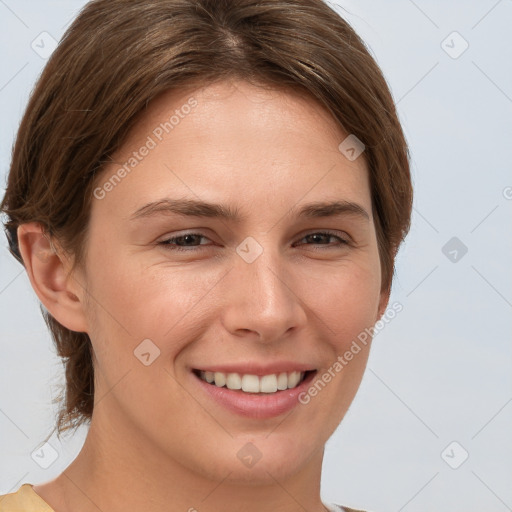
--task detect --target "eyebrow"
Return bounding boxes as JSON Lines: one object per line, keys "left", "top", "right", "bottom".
{"left": 130, "top": 198, "right": 370, "bottom": 222}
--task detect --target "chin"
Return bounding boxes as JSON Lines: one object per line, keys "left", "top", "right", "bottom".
{"left": 222, "top": 431, "right": 323, "bottom": 484}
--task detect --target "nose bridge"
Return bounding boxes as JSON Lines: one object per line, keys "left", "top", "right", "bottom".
{"left": 221, "top": 241, "right": 305, "bottom": 341}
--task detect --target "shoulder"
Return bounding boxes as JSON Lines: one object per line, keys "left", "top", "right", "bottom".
{"left": 325, "top": 504, "right": 369, "bottom": 512}
{"left": 0, "top": 484, "right": 55, "bottom": 511}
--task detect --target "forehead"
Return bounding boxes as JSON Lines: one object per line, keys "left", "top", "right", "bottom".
{"left": 93, "top": 79, "right": 372, "bottom": 222}
{"left": 129, "top": 79, "right": 350, "bottom": 151}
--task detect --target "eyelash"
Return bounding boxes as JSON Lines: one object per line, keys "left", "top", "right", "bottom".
{"left": 158, "top": 231, "right": 350, "bottom": 252}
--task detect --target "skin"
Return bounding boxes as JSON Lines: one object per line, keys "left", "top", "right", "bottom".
{"left": 19, "top": 79, "right": 389, "bottom": 512}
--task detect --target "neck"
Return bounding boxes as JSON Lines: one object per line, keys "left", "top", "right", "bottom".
{"left": 43, "top": 413, "right": 329, "bottom": 512}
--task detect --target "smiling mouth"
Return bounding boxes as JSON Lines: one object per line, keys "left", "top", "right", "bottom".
{"left": 193, "top": 369, "right": 315, "bottom": 394}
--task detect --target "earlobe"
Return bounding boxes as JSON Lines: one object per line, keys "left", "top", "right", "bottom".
{"left": 17, "top": 222, "right": 89, "bottom": 333}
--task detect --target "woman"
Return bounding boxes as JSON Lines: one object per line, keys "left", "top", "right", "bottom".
{"left": 0, "top": 0, "right": 412, "bottom": 511}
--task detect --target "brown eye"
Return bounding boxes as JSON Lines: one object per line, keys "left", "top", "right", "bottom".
{"left": 296, "top": 231, "right": 349, "bottom": 248}
{"left": 159, "top": 232, "right": 212, "bottom": 251}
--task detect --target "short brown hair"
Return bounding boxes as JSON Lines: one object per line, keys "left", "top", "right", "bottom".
{"left": 1, "top": 0, "right": 412, "bottom": 434}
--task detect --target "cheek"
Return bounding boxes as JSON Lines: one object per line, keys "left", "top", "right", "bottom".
{"left": 290, "top": 262, "right": 381, "bottom": 447}
{"left": 83, "top": 251, "right": 226, "bottom": 354}
{"left": 308, "top": 255, "right": 382, "bottom": 344}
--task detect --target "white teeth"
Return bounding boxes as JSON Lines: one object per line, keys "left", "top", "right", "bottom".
{"left": 199, "top": 370, "right": 306, "bottom": 393}
{"left": 277, "top": 372, "right": 288, "bottom": 390}
{"left": 214, "top": 372, "right": 226, "bottom": 387}
{"left": 226, "top": 372, "right": 242, "bottom": 390}
{"left": 287, "top": 371, "right": 301, "bottom": 389}
{"left": 260, "top": 374, "right": 278, "bottom": 393}
{"left": 241, "top": 374, "right": 260, "bottom": 393}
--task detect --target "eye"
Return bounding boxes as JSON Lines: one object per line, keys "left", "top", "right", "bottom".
{"left": 294, "top": 231, "right": 350, "bottom": 249}
{"left": 158, "top": 232, "right": 213, "bottom": 252}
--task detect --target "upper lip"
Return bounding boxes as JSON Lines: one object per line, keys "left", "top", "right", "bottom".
{"left": 192, "top": 362, "right": 317, "bottom": 376}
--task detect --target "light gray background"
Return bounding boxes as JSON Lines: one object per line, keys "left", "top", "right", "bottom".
{"left": 1, "top": 1, "right": 511, "bottom": 511}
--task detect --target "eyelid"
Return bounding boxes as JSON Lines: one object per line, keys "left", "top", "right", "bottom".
{"left": 295, "top": 229, "right": 351, "bottom": 245}
{"left": 157, "top": 231, "right": 212, "bottom": 246}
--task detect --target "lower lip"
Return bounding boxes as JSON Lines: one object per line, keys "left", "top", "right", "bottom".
{"left": 193, "top": 371, "right": 316, "bottom": 419}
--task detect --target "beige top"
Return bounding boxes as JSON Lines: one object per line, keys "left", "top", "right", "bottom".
{"left": 0, "top": 484, "right": 367, "bottom": 512}
{"left": 0, "top": 484, "right": 54, "bottom": 511}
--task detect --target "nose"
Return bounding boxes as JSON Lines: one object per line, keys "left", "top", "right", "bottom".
{"left": 220, "top": 246, "right": 307, "bottom": 343}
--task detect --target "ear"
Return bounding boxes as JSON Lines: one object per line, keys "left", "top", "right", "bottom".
{"left": 17, "top": 222, "right": 89, "bottom": 333}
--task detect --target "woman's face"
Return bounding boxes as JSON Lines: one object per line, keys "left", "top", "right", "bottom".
{"left": 77, "top": 79, "right": 388, "bottom": 482}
